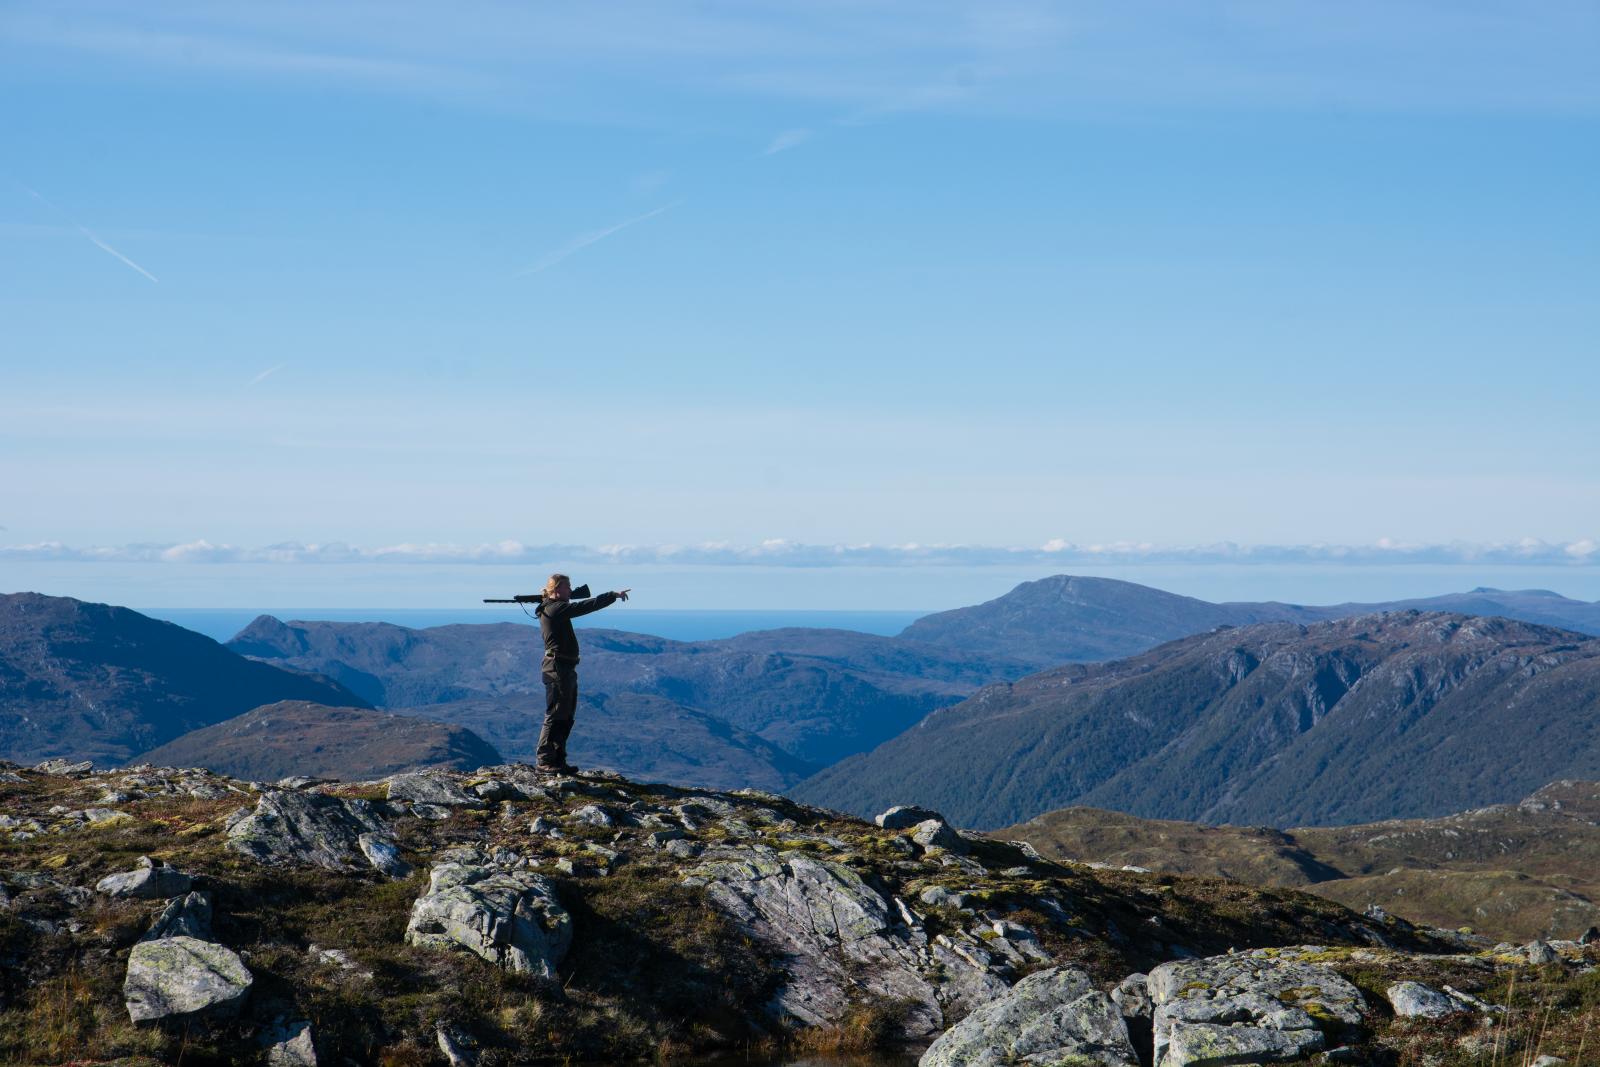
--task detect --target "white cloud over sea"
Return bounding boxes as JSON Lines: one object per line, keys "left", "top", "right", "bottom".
{"left": 5, "top": 538, "right": 1598, "bottom": 568}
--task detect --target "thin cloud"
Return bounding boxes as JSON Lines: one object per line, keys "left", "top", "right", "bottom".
{"left": 764, "top": 128, "right": 812, "bottom": 155}
{"left": 248, "top": 364, "right": 286, "bottom": 386}
{"left": 17, "top": 183, "right": 159, "bottom": 283}
{"left": 6, "top": 538, "right": 1600, "bottom": 568}
{"left": 514, "top": 202, "right": 678, "bottom": 277}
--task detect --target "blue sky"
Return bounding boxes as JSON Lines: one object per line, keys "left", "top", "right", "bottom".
{"left": 2, "top": 2, "right": 1598, "bottom": 608}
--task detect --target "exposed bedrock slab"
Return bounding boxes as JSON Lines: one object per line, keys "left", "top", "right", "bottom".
{"left": 685, "top": 845, "right": 1009, "bottom": 1037}
{"left": 387, "top": 771, "right": 484, "bottom": 808}
{"left": 919, "top": 965, "right": 1139, "bottom": 1067}
{"left": 405, "top": 862, "right": 572, "bottom": 977}
{"left": 1148, "top": 948, "right": 1365, "bottom": 1067}
{"left": 226, "top": 790, "right": 394, "bottom": 874}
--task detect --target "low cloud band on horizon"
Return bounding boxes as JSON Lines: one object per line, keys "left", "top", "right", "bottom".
{"left": 2, "top": 537, "right": 1597, "bottom": 568}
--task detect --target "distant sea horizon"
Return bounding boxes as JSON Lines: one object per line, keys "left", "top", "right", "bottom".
{"left": 144, "top": 608, "right": 929, "bottom": 644}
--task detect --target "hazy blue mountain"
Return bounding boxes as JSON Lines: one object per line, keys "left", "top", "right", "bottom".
{"left": 897, "top": 575, "right": 1340, "bottom": 667}
{"left": 794, "top": 611, "right": 1600, "bottom": 829}
{"left": 0, "top": 593, "right": 369, "bottom": 766}
{"left": 898, "top": 575, "right": 1600, "bottom": 669}
{"left": 1331, "top": 587, "right": 1600, "bottom": 636}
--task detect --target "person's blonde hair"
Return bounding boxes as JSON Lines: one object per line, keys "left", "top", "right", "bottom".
{"left": 544, "top": 573, "right": 571, "bottom": 595}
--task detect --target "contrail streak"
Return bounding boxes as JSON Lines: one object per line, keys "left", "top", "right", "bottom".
{"left": 17, "top": 182, "right": 160, "bottom": 283}
{"left": 514, "top": 202, "right": 677, "bottom": 277}
{"left": 248, "top": 364, "right": 286, "bottom": 386}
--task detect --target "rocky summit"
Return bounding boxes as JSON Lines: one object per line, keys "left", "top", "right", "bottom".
{"left": 1, "top": 761, "right": 1597, "bottom": 1065}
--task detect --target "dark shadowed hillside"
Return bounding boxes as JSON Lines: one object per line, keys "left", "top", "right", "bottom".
{"left": 795, "top": 611, "right": 1600, "bottom": 829}
{"left": 228, "top": 617, "right": 1029, "bottom": 766}
{"left": 133, "top": 701, "right": 501, "bottom": 782}
{"left": 410, "top": 692, "right": 818, "bottom": 791}
{"left": 0, "top": 594, "right": 369, "bottom": 766}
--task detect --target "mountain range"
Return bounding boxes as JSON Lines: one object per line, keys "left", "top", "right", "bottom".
{"left": 225, "top": 616, "right": 1027, "bottom": 767}
{"left": 794, "top": 610, "right": 1600, "bottom": 829}
{"left": 7, "top": 577, "right": 1600, "bottom": 803}
{"left": 900, "top": 573, "right": 1600, "bottom": 667}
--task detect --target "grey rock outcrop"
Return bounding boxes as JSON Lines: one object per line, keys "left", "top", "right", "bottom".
{"left": 123, "top": 936, "right": 253, "bottom": 1022}
{"left": 1522, "top": 939, "right": 1559, "bottom": 964}
{"left": 1112, "top": 972, "right": 1152, "bottom": 1019}
{"left": 877, "top": 805, "right": 944, "bottom": 830}
{"left": 1148, "top": 948, "right": 1365, "bottom": 1066}
{"left": 96, "top": 856, "right": 192, "bottom": 900}
{"left": 405, "top": 862, "right": 572, "bottom": 977}
{"left": 387, "top": 771, "right": 484, "bottom": 808}
{"left": 1386, "top": 980, "right": 1477, "bottom": 1019}
{"left": 34, "top": 758, "right": 94, "bottom": 776}
{"left": 142, "top": 891, "right": 213, "bottom": 942}
{"left": 918, "top": 965, "right": 1139, "bottom": 1067}
{"left": 910, "top": 819, "right": 967, "bottom": 854}
{"left": 263, "top": 1017, "right": 318, "bottom": 1066}
{"left": 685, "top": 845, "right": 1008, "bottom": 1037}
{"left": 227, "top": 790, "right": 393, "bottom": 874}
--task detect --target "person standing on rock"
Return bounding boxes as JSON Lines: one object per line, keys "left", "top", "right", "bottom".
{"left": 534, "top": 574, "right": 629, "bottom": 773}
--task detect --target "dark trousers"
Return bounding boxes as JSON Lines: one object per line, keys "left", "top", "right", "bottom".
{"left": 536, "top": 661, "right": 578, "bottom": 767}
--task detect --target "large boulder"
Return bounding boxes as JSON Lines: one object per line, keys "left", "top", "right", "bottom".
{"left": 877, "top": 805, "right": 944, "bottom": 830}
{"left": 405, "top": 862, "right": 572, "bottom": 977}
{"left": 1387, "top": 980, "right": 1478, "bottom": 1019}
{"left": 226, "top": 790, "right": 395, "bottom": 874}
{"left": 919, "top": 966, "right": 1139, "bottom": 1067}
{"left": 685, "top": 845, "right": 1008, "bottom": 1037}
{"left": 96, "top": 856, "right": 192, "bottom": 899}
{"left": 1148, "top": 948, "right": 1365, "bottom": 1067}
{"left": 123, "top": 936, "right": 253, "bottom": 1022}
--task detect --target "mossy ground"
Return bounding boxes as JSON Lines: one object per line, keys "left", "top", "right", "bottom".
{"left": 0, "top": 767, "right": 1541, "bottom": 1066}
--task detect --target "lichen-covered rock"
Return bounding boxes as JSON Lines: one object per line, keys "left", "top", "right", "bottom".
{"left": 357, "top": 832, "right": 413, "bottom": 878}
{"left": 918, "top": 965, "right": 1139, "bottom": 1067}
{"left": 142, "top": 891, "right": 213, "bottom": 942}
{"left": 123, "top": 936, "right": 253, "bottom": 1022}
{"left": 96, "top": 856, "right": 193, "bottom": 899}
{"left": 387, "top": 771, "right": 484, "bottom": 808}
{"left": 1387, "top": 980, "right": 1476, "bottom": 1019}
{"left": 1148, "top": 948, "right": 1366, "bottom": 1067}
{"left": 1161, "top": 1020, "right": 1317, "bottom": 1066}
{"left": 227, "top": 790, "right": 392, "bottom": 873}
{"left": 685, "top": 845, "right": 1007, "bottom": 1037}
{"left": 877, "top": 805, "right": 944, "bottom": 830}
{"left": 405, "top": 862, "right": 572, "bottom": 977}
